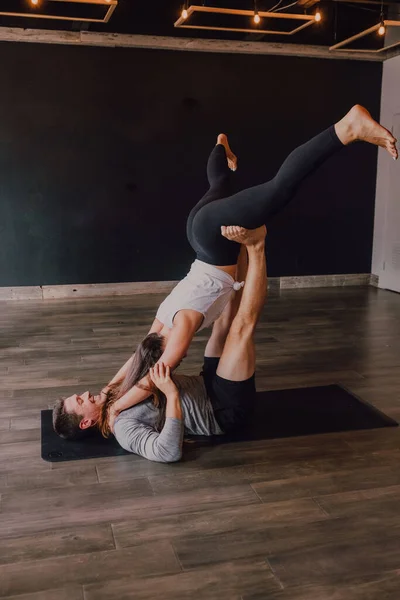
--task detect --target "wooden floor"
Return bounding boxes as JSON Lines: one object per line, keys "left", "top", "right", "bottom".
{"left": 1, "top": 286, "right": 400, "bottom": 599}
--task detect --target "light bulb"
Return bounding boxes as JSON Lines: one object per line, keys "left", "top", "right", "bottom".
{"left": 182, "top": 8, "right": 188, "bottom": 19}
{"left": 315, "top": 10, "right": 321, "bottom": 22}
{"left": 378, "top": 23, "right": 385, "bottom": 36}
{"left": 254, "top": 12, "right": 260, "bottom": 24}
{"left": 31, "top": 0, "right": 39, "bottom": 5}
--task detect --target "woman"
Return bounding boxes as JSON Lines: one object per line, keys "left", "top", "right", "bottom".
{"left": 104, "top": 104, "right": 397, "bottom": 430}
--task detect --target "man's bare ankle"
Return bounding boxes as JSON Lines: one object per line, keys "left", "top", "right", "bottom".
{"left": 247, "top": 241, "right": 265, "bottom": 252}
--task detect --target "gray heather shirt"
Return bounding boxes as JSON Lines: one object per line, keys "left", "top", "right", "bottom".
{"left": 114, "top": 374, "right": 223, "bottom": 463}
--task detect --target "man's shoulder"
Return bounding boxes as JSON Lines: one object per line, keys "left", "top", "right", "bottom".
{"left": 114, "top": 408, "right": 138, "bottom": 430}
{"left": 114, "top": 401, "right": 152, "bottom": 429}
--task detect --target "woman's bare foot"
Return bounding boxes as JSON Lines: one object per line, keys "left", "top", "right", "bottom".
{"left": 221, "top": 225, "right": 266, "bottom": 246}
{"left": 217, "top": 133, "right": 238, "bottom": 171}
{"left": 335, "top": 105, "right": 398, "bottom": 160}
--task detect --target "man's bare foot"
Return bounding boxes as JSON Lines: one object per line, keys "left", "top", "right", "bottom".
{"left": 217, "top": 133, "right": 238, "bottom": 171}
{"left": 221, "top": 225, "right": 266, "bottom": 247}
{"left": 335, "top": 105, "right": 398, "bottom": 160}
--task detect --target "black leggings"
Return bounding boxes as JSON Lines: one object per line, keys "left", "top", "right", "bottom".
{"left": 186, "top": 126, "right": 343, "bottom": 266}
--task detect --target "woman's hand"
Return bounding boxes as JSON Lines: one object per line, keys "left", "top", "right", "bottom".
{"left": 149, "top": 362, "right": 178, "bottom": 395}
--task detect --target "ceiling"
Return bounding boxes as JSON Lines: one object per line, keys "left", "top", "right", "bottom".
{"left": 1, "top": 0, "right": 400, "bottom": 53}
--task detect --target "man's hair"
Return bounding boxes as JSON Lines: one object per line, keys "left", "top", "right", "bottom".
{"left": 53, "top": 333, "right": 165, "bottom": 441}
{"left": 52, "top": 398, "right": 85, "bottom": 440}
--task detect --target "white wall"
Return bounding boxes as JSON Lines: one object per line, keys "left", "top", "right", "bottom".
{"left": 372, "top": 54, "right": 400, "bottom": 286}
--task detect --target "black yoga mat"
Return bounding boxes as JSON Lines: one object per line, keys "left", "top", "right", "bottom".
{"left": 41, "top": 384, "right": 398, "bottom": 462}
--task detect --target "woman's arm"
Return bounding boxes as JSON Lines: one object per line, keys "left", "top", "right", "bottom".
{"left": 102, "top": 318, "right": 164, "bottom": 396}
{"left": 109, "top": 381, "right": 152, "bottom": 431}
{"left": 109, "top": 312, "right": 199, "bottom": 430}
{"left": 148, "top": 318, "right": 164, "bottom": 335}
{"left": 157, "top": 310, "right": 201, "bottom": 369}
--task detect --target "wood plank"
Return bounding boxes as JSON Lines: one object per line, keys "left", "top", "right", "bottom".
{"left": 268, "top": 535, "right": 400, "bottom": 588}
{"left": 173, "top": 510, "right": 400, "bottom": 571}
{"left": 242, "top": 572, "right": 400, "bottom": 599}
{"left": 6, "top": 464, "right": 98, "bottom": 491}
{"left": 315, "top": 484, "right": 400, "bottom": 517}
{"left": 2, "top": 587, "right": 84, "bottom": 600}
{"left": 84, "top": 558, "right": 279, "bottom": 600}
{"left": 0, "top": 441, "right": 42, "bottom": 462}
{"left": 0, "top": 429, "right": 41, "bottom": 444}
{"left": 10, "top": 416, "right": 41, "bottom": 430}
{"left": 97, "top": 441, "right": 356, "bottom": 485}
{"left": 112, "top": 498, "right": 327, "bottom": 548}
{"left": 0, "top": 27, "right": 384, "bottom": 61}
{"left": 0, "top": 524, "right": 115, "bottom": 565}
{"left": 0, "top": 542, "right": 180, "bottom": 597}
{"left": 252, "top": 459, "right": 400, "bottom": 503}
{"left": 148, "top": 447, "right": 400, "bottom": 497}
{"left": 0, "top": 481, "right": 260, "bottom": 538}
{"left": 0, "top": 477, "right": 153, "bottom": 515}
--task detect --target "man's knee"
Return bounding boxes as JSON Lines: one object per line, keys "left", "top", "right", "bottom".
{"left": 228, "top": 316, "right": 256, "bottom": 341}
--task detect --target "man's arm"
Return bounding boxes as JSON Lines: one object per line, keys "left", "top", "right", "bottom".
{"left": 114, "top": 417, "right": 184, "bottom": 463}
{"left": 114, "top": 364, "right": 184, "bottom": 463}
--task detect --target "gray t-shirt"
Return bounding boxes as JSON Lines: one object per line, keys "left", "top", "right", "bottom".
{"left": 114, "top": 374, "right": 223, "bottom": 463}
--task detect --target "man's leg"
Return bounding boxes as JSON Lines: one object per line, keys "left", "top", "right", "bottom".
{"left": 204, "top": 244, "right": 248, "bottom": 358}
{"left": 216, "top": 225, "right": 267, "bottom": 382}
{"left": 190, "top": 106, "right": 398, "bottom": 267}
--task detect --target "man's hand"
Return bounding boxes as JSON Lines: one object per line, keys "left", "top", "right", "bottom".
{"left": 100, "top": 386, "right": 111, "bottom": 401}
{"left": 149, "top": 362, "right": 178, "bottom": 396}
{"left": 108, "top": 405, "right": 120, "bottom": 434}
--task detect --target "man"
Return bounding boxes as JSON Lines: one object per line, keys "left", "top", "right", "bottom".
{"left": 53, "top": 224, "right": 267, "bottom": 462}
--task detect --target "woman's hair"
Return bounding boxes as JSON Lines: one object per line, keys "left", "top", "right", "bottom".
{"left": 98, "top": 333, "right": 166, "bottom": 438}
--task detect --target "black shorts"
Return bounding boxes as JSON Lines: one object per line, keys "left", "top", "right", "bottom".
{"left": 201, "top": 357, "right": 256, "bottom": 434}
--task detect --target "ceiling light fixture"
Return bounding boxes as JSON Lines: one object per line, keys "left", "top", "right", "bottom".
{"left": 378, "top": 0, "right": 385, "bottom": 36}
{"left": 181, "top": 2, "right": 188, "bottom": 20}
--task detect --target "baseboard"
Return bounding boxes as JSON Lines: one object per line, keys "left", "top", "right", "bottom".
{"left": 369, "top": 274, "right": 379, "bottom": 288}
{"left": 41, "top": 281, "right": 178, "bottom": 300}
{"left": 0, "top": 273, "right": 377, "bottom": 301}
{"left": 280, "top": 273, "right": 372, "bottom": 289}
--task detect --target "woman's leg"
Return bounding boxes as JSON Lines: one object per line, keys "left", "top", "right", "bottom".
{"left": 186, "top": 136, "right": 234, "bottom": 252}
{"left": 192, "top": 105, "right": 397, "bottom": 266}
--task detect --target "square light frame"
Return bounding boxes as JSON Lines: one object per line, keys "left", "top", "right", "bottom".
{"left": 330, "top": 20, "right": 400, "bottom": 53}
{"left": 0, "top": 0, "right": 118, "bottom": 24}
{"left": 174, "top": 5, "right": 316, "bottom": 36}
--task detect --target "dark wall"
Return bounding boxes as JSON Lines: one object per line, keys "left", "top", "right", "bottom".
{"left": 0, "top": 43, "right": 382, "bottom": 285}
